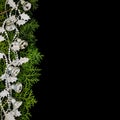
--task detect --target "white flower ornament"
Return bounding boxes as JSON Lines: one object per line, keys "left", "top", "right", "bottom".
{"left": 0, "top": 0, "right": 31, "bottom": 120}
{"left": 0, "top": 35, "right": 5, "bottom": 42}
{"left": 0, "top": 27, "right": 5, "bottom": 33}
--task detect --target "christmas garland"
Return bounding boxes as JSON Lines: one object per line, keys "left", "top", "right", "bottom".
{"left": 0, "top": 0, "right": 42, "bottom": 120}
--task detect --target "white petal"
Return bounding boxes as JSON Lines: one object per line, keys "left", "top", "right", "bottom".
{"left": 0, "top": 35, "right": 5, "bottom": 42}
{"left": 8, "top": 76, "right": 17, "bottom": 83}
{"left": 0, "top": 53, "right": 4, "bottom": 59}
{"left": 20, "top": 13, "right": 30, "bottom": 21}
{"left": 0, "top": 27, "right": 5, "bottom": 33}
{"left": 14, "top": 110, "right": 21, "bottom": 117}
{"left": 11, "top": 59, "right": 19, "bottom": 66}
{"left": 0, "top": 74, "right": 7, "bottom": 81}
{"left": 19, "top": 57, "right": 29, "bottom": 65}
{"left": 7, "top": 0, "right": 16, "bottom": 8}
{"left": 0, "top": 90, "right": 9, "bottom": 98}
{"left": 5, "top": 112, "right": 15, "bottom": 120}
{"left": 16, "top": 20, "right": 26, "bottom": 26}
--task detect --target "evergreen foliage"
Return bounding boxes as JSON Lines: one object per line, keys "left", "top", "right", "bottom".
{"left": 0, "top": 0, "right": 43, "bottom": 119}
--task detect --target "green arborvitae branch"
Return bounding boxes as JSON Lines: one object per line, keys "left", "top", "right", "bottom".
{"left": 0, "top": 0, "right": 43, "bottom": 120}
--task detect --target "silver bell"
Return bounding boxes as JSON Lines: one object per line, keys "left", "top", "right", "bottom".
{"left": 5, "top": 20, "right": 16, "bottom": 31}
{"left": 21, "top": 0, "right": 31, "bottom": 11}
{"left": 20, "top": 40, "right": 28, "bottom": 49}
{"left": 17, "top": 38, "right": 28, "bottom": 50}
{"left": 6, "top": 66, "right": 20, "bottom": 76}
{"left": 5, "top": 16, "right": 17, "bottom": 31}
{"left": 11, "top": 82, "right": 22, "bottom": 93}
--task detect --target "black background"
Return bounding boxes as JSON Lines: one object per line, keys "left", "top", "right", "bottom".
{"left": 31, "top": 0, "right": 48, "bottom": 119}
